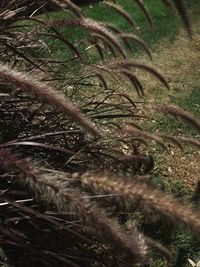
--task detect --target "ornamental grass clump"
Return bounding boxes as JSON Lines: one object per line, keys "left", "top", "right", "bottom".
{"left": 0, "top": 1, "right": 199, "bottom": 266}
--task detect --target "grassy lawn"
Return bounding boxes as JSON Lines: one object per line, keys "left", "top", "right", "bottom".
{"left": 39, "top": 0, "right": 199, "bottom": 66}
{"left": 42, "top": 2, "right": 200, "bottom": 265}
{"left": 82, "top": 1, "right": 199, "bottom": 265}
{"left": 43, "top": 0, "right": 181, "bottom": 63}
{"left": 128, "top": 2, "right": 200, "bottom": 265}
{"left": 52, "top": 3, "right": 200, "bottom": 264}
{"left": 84, "top": 0, "right": 179, "bottom": 46}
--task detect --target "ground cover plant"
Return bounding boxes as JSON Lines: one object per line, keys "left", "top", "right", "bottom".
{"left": 0, "top": 0, "right": 200, "bottom": 266}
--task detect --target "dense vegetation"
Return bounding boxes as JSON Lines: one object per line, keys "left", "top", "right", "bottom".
{"left": 0, "top": 1, "right": 199, "bottom": 266}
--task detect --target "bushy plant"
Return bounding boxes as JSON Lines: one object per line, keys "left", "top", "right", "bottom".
{"left": 0, "top": 1, "right": 199, "bottom": 266}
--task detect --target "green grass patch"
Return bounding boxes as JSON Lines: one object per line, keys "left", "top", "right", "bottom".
{"left": 154, "top": 86, "right": 200, "bottom": 135}
{"left": 41, "top": 0, "right": 181, "bottom": 64}
{"left": 84, "top": 0, "right": 179, "bottom": 46}
{"left": 130, "top": 173, "right": 200, "bottom": 266}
